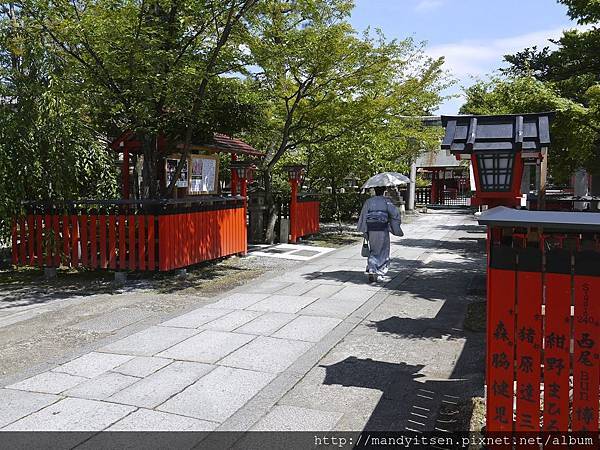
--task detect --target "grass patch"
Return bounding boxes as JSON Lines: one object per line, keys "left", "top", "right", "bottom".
{"left": 464, "top": 300, "right": 486, "bottom": 332}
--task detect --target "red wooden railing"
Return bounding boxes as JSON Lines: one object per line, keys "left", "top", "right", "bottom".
{"left": 11, "top": 198, "right": 246, "bottom": 272}
{"left": 293, "top": 199, "right": 320, "bottom": 240}
{"left": 486, "top": 228, "right": 600, "bottom": 434}
{"left": 157, "top": 207, "right": 246, "bottom": 271}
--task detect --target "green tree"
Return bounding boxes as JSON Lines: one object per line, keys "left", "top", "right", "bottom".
{"left": 248, "top": 0, "right": 448, "bottom": 240}
{"left": 0, "top": 3, "right": 116, "bottom": 240}
{"left": 15, "top": 0, "right": 261, "bottom": 198}
{"left": 498, "top": 0, "right": 600, "bottom": 178}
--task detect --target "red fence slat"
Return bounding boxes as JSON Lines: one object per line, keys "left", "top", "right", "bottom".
{"left": 27, "top": 215, "right": 35, "bottom": 266}
{"left": 11, "top": 219, "right": 18, "bottom": 265}
{"left": 148, "top": 217, "right": 155, "bottom": 271}
{"left": 79, "top": 215, "right": 88, "bottom": 267}
{"left": 62, "top": 215, "right": 70, "bottom": 266}
{"left": 99, "top": 216, "right": 107, "bottom": 269}
{"left": 128, "top": 214, "right": 136, "bottom": 270}
{"left": 572, "top": 249, "right": 600, "bottom": 432}
{"left": 543, "top": 268, "right": 571, "bottom": 432}
{"left": 90, "top": 216, "right": 97, "bottom": 269}
{"left": 35, "top": 215, "right": 43, "bottom": 267}
{"left": 138, "top": 215, "right": 146, "bottom": 271}
{"left": 52, "top": 215, "right": 61, "bottom": 266}
{"left": 118, "top": 215, "right": 126, "bottom": 270}
{"left": 108, "top": 215, "right": 117, "bottom": 269}
{"left": 515, "top": 267, "right": 543, "bottom": 432}
{"left": 70, "top": 216, "right": 79, "bottom": 267}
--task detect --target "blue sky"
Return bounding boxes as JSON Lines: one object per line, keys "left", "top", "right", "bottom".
{"left": 350, "top": 0, "right": 577, "bottom": 114}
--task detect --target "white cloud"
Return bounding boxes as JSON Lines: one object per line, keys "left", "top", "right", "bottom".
{"left": 429, "top": 25, "right": 588, "bottom": 77}
{"left": 429, "top": 25, "right": 589, "bottom": 114}
{"left": 415, "top": 0, "right": 444, "bottom": 13}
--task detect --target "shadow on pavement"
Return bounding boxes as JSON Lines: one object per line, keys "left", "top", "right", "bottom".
{"left": 322, "top": 357, "right": 477, "bottom": 432}
{"left": 321, "top": 214, "right": 486, "bottom": 431}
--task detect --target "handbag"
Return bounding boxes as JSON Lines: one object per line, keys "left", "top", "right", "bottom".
{"left": 361, "top": 237, "right": 370, "bottom": 257}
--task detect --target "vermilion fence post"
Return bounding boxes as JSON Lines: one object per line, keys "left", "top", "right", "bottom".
{"left": 35, "top": 215, "right": 43, "bottom": 267}
{"left": 118, "top": 214, "right": 126, "bottom": 270}
{"left": 62, "top": 215, "right": 70, "bottom": 267}
{"left": 108, "top": 215, "right": 117, "bottom": 270}
{"left": 542, "top": 237, "right": 572, "bottom": 432}
{"left": 138, "top": 215, "right": 146, "bottom": 271}
{"left": 44, "top": 214, "right": 52, "bottom": 266}
{"left": 11, "top": 219, "right": 18, "bottom": 265}
{"left": 90, "top": 215, "right": 97, "bottom": 269}
{"left": 514, "top": 236, "right": 543, "bottom": 432}
{"left": 486, "top": 229, "right": 516, "bottom": 433}
{"left": 70, "top": 215, "right": 79, "bottom": 267}
{"left": 52, "top": 215, "right": 61, "bottom": 267}
{"left": 289, "top": 179, "right": 298, "bottom": 243}
{"left": 99, "top": 215, "right": 107, "bottom": 269}
{"left": 147, "top": 216, "right": 155, "bottom": 271}
{"left": 27, "top": 215, "right": 35, "bottom": 266}
{"left": 79, "top": 215, "right": 88, "bottom": 267}
{"left": 128, "top": 214, "right": 136, "bottom": 270}
{"left": 572, "top": 244, "right": 600, "bottom": 431}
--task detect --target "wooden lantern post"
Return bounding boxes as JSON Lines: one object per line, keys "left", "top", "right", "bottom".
{"left": 285, "top": 165, "right": 305, "bottom": 244}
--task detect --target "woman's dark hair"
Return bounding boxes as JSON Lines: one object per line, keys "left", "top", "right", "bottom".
{"left": 374, "top": 186, "right": 386, "bottom": 196}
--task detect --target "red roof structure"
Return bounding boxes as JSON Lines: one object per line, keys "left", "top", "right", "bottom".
{"left": 110, "top": 131, "right": 265, "bottom": 158}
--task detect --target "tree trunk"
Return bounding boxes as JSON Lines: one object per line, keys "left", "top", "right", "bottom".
{"left": 263, "top": 169, "right": 278, "bottom": 244}
{"left": 331, "top": 178, "right": 343, "bottom": 233}
{"left": 141, "top": 134, "right": 158, "bottom": 199}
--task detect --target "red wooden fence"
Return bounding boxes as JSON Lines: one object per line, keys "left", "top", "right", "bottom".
{"left": 292, "top": 200, "right": 320, "bottom": 240}
{"left": 12, "top": 204, "right": 246, "bottom": 272}
{"left": 486, "top": 228, "right": 600, "bottom": 434}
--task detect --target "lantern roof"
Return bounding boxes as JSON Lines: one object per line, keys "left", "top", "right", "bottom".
{"left": 441, "top": 113, "right": 553, "bottom": 155}
{"left": 478, "top": 206, "right": 600, "bottom": 232}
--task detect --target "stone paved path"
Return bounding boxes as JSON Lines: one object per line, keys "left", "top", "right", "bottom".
{"left": 0, "top": 210, "right": 486, "bottom": 437}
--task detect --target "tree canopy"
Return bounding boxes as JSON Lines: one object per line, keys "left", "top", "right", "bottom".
{"left": 463, "top": 0, "right": 600, "bottom": 181}
{"left": 1, "top": 0, "right": 450, "bottom": 241}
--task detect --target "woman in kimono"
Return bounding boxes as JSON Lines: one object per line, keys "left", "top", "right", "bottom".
{"left": 357, "top": 186, "right": 403, "bottom": 282}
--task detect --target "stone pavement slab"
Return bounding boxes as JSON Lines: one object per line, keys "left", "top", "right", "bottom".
{"left": 107, "top": 409, "right": 218, "bottom": 431}
{"left": 299, "top": 297, "right": 365, "bottom": 319}
{"left": 112, "top": 356, "right": 173, "bottom": 378}
{"left": 64, "top": 372, "right": 140, "bottom": 401}
{"left": 99, "top": 326, "right": 198, "bottom": 356}
{"left": 157, "top": 330, "right": 255, "bottom": 363}
{"left": 248, "top": 295, "right": 318, "bottom": 314}
{"left": 330, "top": 285, "right": 379, "bottom": 302}
{"left": 219, "top": 336, "right": 312, "bottom": 373}
{"left": 0, "top": 389, "right": 60, "bottom": 428}
{"left": 205, "top": 293, "right": 269, "bottom": 310}
{"left": 275, "top": 282, "right": 317, "bottom": 296}
{"left": 107, "top": 361, "right": 214, "bottom": 408}
{"left": 272, "top": 316, "right": 341, "bottom": 342}
{"left": 7, "top": 371, "right": 88, "bottom": 395}
{"left": 158, "top": 366, "right": 276, "bottom": 423}
{"left": 202, "top": 310, "right": 264, "bottom": 332}
{"left": 234, "top": 312, "right": 296, "bottom": 336}
{"left": 303, "top": 283, "right": 344, "bottom": 298}
{"left": 68, "top": 307, "right": 151, "bottom": 333}
{"left": 244, "top": 281, "right": 291, "bottom": 294}
{"left": 52, "top": 352, "right": 133, "bottom": 378}
{"left": 3, "top": 397, "right": 136, "bottom": 431}
{"left": 250, "top": 405, "right": 343, "bottom": 431}
{"left": 160, "top": 307, "right": 232, "bottom": 329}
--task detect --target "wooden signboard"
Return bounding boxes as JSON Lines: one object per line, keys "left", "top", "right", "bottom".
{"left": 164, "top": 154, "right": 219, "bottom": 195}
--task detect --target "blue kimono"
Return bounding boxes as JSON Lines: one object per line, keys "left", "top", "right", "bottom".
{"left": 357, "top": 195, "right": 402, "bottom": 276}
